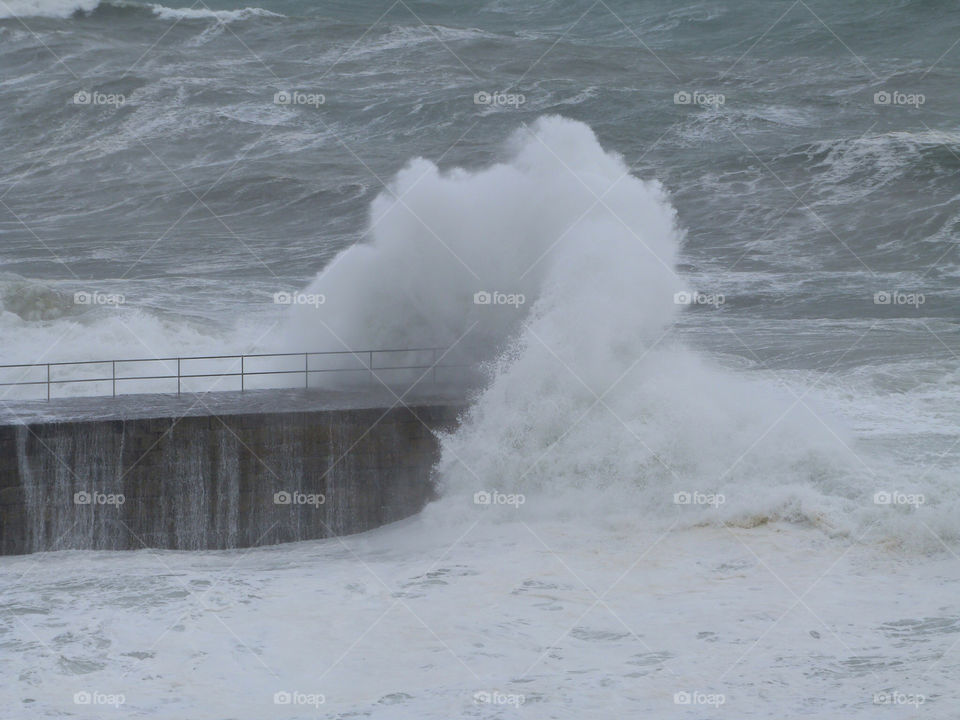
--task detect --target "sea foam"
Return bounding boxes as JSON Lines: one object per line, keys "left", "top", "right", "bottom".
{"left": 0, "top": 0, "right": 99, "bottom": 19}
{"left": 280, "top": 116, "right": 885, "bottom": 534}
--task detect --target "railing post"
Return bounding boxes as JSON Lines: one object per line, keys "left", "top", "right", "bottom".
{"left": 241, "top": 355, "right": 245, "bottom": 392}
{"left": 46, "top": 363, "right": 50, "bottom": 402}
{"left": 369, "top": 350, "right": 374, "bottom": 386}
{"left": 177, "top": 357, "right": 181, "bottom": 396}
{"left": 112, "top": 360, "right": 116, "bottom": 397}
{"left": 305, "top": 352, "right": 309, "bottom": 388}
{"left": 432, "top": 347, "right": 437, "bottom": 384}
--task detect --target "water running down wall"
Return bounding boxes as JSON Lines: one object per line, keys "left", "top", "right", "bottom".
{"left": 0, "top": 401, "right": 463, "bottom": 555}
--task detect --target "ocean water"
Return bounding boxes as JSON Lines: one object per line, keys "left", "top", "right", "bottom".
{"left": 1, "top": 0, "right": 959, "bottom": 717}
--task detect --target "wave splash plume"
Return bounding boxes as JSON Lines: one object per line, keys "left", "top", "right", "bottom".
{"left": 284, "top": 116, "right": 878, "bottom": 534}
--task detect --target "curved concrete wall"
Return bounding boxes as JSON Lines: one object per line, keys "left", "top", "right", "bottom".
{"left": 0, "top": 404, "right": 462, "bottom": 555}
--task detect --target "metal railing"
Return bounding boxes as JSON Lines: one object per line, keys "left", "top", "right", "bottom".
{"left": 0, "top": 347, "right": 462, "bottom": 401}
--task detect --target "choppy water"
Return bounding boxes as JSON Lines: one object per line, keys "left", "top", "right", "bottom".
{"left": 1, "top": 0, "right": 959, "bottom": 717}
{"left": 2, "top": 0, "right": 958, "bottom": 360}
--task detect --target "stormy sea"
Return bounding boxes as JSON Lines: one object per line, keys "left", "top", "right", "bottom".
{"left": 1, "top": 0, "right": 959, "bottom": 717}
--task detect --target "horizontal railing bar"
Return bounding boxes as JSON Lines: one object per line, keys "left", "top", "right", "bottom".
{"left": 0, "top": 347, "right": 469, "bottom": 399}
{"left": 0, "top": 347, "right": 450, "bottom": 371}
{"left": 0, "top": 365, "right": 468, "bottom": 388}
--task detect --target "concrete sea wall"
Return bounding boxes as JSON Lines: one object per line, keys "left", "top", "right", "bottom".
{"left": 0, "top": 403, "right": 462, "bottom": 555}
